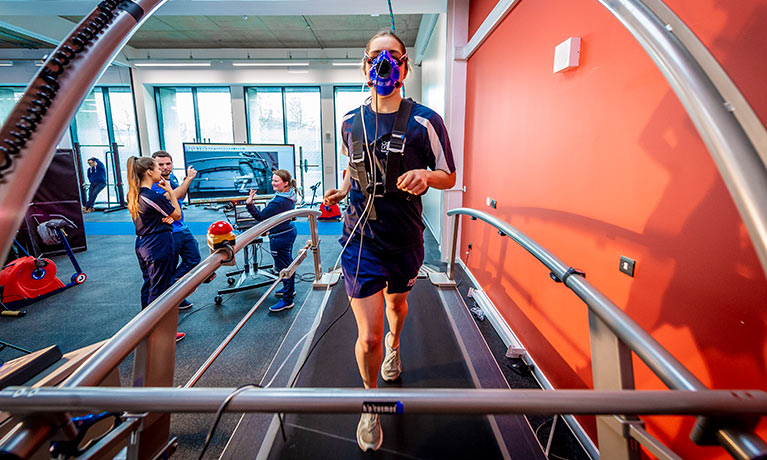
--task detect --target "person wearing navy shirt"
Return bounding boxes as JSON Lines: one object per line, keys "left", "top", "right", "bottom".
{"left": 83, "top": 157, "right": 107, "bottom": 213}
{"left": 323, "top": 30, "right": 456, "bottom": 452}
{"left": 151, "top": 150, "right": 201, "bottom": 310}
{"left": 126, "top": 156, "right": 186, "bottom": 343}
{"left": 245, "top": 169, "right": 298, "bottom": 312}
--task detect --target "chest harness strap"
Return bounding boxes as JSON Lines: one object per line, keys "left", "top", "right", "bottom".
{"left": 349, "top": 98, "right": 414, "bottom": 221}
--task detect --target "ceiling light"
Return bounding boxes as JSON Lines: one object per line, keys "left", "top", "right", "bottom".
{"left": 133, "top": 61, "right": 211, "bottom": 67}
{"left": 332, "top": 61, "right": 362, "bottom": 67}
{"left": 232, "top": 62, "right": 309, "bottom": 67}
{"left": 0, "top": 61, "right": 13, "bottom": 67}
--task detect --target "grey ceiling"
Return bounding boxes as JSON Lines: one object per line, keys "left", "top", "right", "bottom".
{"left": 60, "top": 14, "right": 422, "bottom": 49}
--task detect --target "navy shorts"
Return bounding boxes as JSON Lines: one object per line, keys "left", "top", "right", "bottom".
{"left": 341, "top": 239, "right": 424, "bottom": 299}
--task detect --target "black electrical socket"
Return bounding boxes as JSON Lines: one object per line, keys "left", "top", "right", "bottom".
{"left": 619, "top": 256, "right": 635, "bottom": 277}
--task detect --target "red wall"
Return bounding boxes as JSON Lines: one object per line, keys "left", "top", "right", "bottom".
{"left": 463, "top": 0, "right": 767, "bottom": 458}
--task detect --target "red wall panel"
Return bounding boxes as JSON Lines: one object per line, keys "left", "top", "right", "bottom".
{"left": 463, "top": 0, "right": 767, "bottom": 458}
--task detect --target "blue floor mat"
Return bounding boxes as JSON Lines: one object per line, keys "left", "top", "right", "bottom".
{"left": 85, "top": 221, "right": 343, "bottom": 236}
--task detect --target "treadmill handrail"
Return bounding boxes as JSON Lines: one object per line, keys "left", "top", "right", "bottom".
{"left": 63, "top": 208, "right": 320, "bottom": 388}
{"left": 3, "top": 387, "right": 767, "bottom": 416}
{"left": 595, "top": 0, "right": 767, "bottom": 280}
{"left": 447, "top": 208, "right": 702, "bottom": 390}
{"left": 0, "top": 207, "right": 321, "bottom": 457}
{"left": 446, "top": 207, "right": 766, "bottom": 458}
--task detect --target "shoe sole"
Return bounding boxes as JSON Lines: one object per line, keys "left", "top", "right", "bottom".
{"left": 269, "top": 304, "right": 294, "bottom": 312}
{"left": 178, "top": 305, "right": 193, "bottom": 311}
{"left": 381, "top": 374, "right": 401, "bottom": 382}
{"left": 357, "top": 422, "right": 383, "bottom": 452}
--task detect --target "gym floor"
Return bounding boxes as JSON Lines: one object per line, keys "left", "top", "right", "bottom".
{"left": 0, "top": 204, "right": 589, "bottom": 460}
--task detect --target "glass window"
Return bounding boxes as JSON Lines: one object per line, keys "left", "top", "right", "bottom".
{"left": 106, "top": 87, "right": 140, "bottom": 195}
{"left": 0, "top": 87, "right": 25, "bottom": 126}
{"left": 74, "top": 89, "right": 113, "bottom": 205}
{"left": 157, "top": 87, "right": 234, "bottom": 176}
{"left": 157, "top": 87, "right": 196, "bottom": 176}
{"left": 285, "top": 88, "right": 323, "bottom": 198}
{"left": 71, "top": 87, "right": 140, "bottom": 207}
{"left": 197, "top": 87, "right": 234, "bottom": 143}
{"left": 246, "top": 87, "right": 285, "bottom": 144}
{"left": 246, "top": 87, "right": 323, "bottom": 199}
{"left": 334, "top": 86, "right": 369, "bottom": 187}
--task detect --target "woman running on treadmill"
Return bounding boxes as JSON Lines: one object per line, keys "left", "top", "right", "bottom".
{"left": 323, "top": 29, "right": 457, "bottom": 452}
{"left": 245, "top": 169, "right": 298, "bottom": 312}
{"left": 126, "top": 156, "right": 186, "bottom": 342}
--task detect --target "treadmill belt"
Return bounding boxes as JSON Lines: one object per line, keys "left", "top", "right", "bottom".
{"left": 268, "top": 281, "right": 505, "bottom": 460}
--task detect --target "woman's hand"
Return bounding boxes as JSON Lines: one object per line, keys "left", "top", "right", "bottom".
{"left": 324, "top": 188, "right": 347, "bottom": 206}
{"left": 396, "top": 169, "right": 430, "bottom": 195}
{"left": 157, "top": 178, "right": 173, "bottom": 193}
{"left": 246, "top": 188, "right": 257, "bottom": 205}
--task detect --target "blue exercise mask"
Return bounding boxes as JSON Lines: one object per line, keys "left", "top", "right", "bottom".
{"left": 366, "top": 50, "right": 406, "bottom": 96}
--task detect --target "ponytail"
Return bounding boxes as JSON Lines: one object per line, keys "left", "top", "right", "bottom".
{"left": 126, "top": 156, "right": 156, "bottom": 220}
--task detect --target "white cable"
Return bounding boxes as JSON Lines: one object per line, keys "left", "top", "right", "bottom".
{"left": 262, "top": 76, "right": 385, "bottom": 389}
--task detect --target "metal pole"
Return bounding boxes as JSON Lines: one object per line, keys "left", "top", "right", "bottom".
{"left": 0, "top": 0, "right": 168, "bottom": 268}
{"left": 309, "top": 214, "right": 322, "bottom": 281}
{"left": 3, "top": 387, "right": 767, "bottom": 416}
{"left": 450, "top": 207, "right": 767, "bottom": 458}
{"left": 596, "top": 0, "right": 767, "bottom": 278}
{"left": 185, "top": 244, "right": 310, "bottom": 388}
{"left": 447, "top": 214, "right": 460, "bottom": 280}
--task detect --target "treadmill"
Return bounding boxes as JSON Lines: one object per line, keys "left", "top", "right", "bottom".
{"left": 222, "top": 278, "right": 546, "bottom": 460}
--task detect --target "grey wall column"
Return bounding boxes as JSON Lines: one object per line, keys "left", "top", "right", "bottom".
{"left": 231, "top": 85, "right": 247, "bottom": 143}
{"left": 319, "top": 85, "right": 337, "bottom": 190}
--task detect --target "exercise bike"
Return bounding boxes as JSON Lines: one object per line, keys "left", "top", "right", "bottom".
{"left": 0, "top": 219, "right": 86, "bottom": 317}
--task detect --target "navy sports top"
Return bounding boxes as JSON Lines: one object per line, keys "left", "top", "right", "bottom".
{"left": 133, "top": 187, "right": 176, "bottom": 237}
{"left": 340, "top": 100, "right": 455, "bottom": 253}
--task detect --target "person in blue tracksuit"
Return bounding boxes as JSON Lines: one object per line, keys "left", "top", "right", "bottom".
{"left": 245, "top": 169, "right": 298, "bottom": 312}
{"left": 83, "top": 157, "right": 107, "bottom": 212}
{"left": 126, "top": 156, "right": 186, "bottom": 342}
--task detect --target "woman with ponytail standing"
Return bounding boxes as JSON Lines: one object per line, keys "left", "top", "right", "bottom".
{"left": 245, "top": 169, "right": 298, "bottom": 312}
{"left": 126, "top": 156, "right": 186, "bottom": 342}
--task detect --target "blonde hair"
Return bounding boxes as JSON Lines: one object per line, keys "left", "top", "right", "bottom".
{"left": 273, "top": 169, "right": 297, "bottom": 190}
{"left": 126, "top": 156, "right": 156, "bottom": 220}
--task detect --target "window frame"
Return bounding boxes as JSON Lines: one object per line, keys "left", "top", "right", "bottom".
{"left": 155, "top": 86, "right": 233, "bottom": 150}
{"left": 244, "top": 86, "right": 324, "bottom": 196}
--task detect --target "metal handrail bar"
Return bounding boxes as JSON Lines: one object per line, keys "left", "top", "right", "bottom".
{"left": 3, "top": 387, "right": 767, "bottom": 416}
{"left": 596, "top": 0, "right": 767, "bottom": 278}
{"left": 184, "top": 240, "right": 313, "bottom": 388}
{"left": 64, "top": 208, "right": 320, "bottom": 389}
{"left": 448, "top": 208, "right": 703, "bottom": 389}
{"left": 447, "top": 207, "right": 766, "bottom": 458}
{"left": 0, "top": 0, "right": 167, "bottom": 269}
{"left": 0, "top": 210, "right": 320, "bottom": 457}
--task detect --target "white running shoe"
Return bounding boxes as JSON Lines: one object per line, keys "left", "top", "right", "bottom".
{"left": 381, "top": 332, "right": 401, "bottom": 382}
{"left": 357, "top": 413, "right": 383, "bottom": 452}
